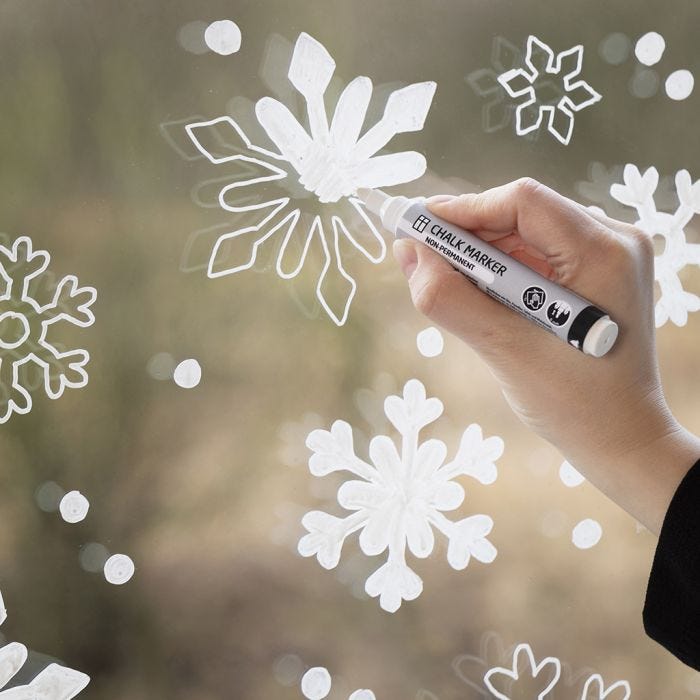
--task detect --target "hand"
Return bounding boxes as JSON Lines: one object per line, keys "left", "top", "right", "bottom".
{"left": 393, "top": 178, "right": 700, "bottom": 534}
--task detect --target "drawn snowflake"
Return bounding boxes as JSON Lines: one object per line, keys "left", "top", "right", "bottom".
{"left": 466, "top": 35, "right": 564, "bottom": 137}
{"left": 185, "top": 31, "right": 436, "bottom": 325}
{"left": 300, "top": 666, "right": 375, "bottom": 700}
{"left": 0, "top": 237, "right": 96, "bottom": 424}
{"left": 610, "top": 164, "right": 700, "bottom": 327}
{"left": 298, "top": 379, "right": 502, "bottom": 612}
{"left": 0, "top": 590, "right": 89, "bottom": 699}
{"left": 483, "top": 642, "right": 631, "bottom": 700}
{"left": 497, "top": 35, "right": 601, "bottom": 145}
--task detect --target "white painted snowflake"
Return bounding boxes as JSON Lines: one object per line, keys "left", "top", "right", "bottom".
{"left": 185, "top": 31, "right": 436, "bottom": 325}
{"left": 610, "top": 164, "right": 700, "bottom": 327}
{"left": 497, "top": 35, "right": 601, "bottom": 145}
{"left": 0, "top": 591, "right": 89, "bottom": 699}
{"left": 298, "top": 379, "right": 502, "bottom": 612}
{"left": 300, "top": 666, "right": 375, "bottom": 700}
{"left": 0, "top": 236, "right": 96, "bottom": 423}
{"left": 484, "top": 642, "right": 631, "bottom": 700}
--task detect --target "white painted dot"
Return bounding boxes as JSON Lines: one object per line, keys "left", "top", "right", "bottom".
{"left": 665, "top": 69, "right": 694, "bottom": 101}
{"left": 416, "top": 327, "right": 444, "bottom": 357}
{"left": 173, "top": 359, "right": 202, "bottom": 388}
{"left": 104, "top": 554, "right": 135, "bottom": 585}
{"left": 599, "top": 33, "right": 631, "bottom": 65}
{"left": 79, "top": 542, "right": 110, "bottom": 573}
{"left": 634, "top": 32, "right": 665, "bottom": 66}
{"left": 572, "top": 519, "right": 602, "bottom": 549}
{"left": 59, "top": 491, "right": 90, "bottom": 523}
{"left": 204, "top": 20, "right": 242, "bottom": 56}
{"left": 301, "top": 667, "right": 332, "bottom": 700}
{"left": 559, "top": 461, "right": 585, "bottom": 488}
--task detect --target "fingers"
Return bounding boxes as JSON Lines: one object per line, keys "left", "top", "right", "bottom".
{"left": 393, "top": 238, "right": 546, "bottom": 356}
{"left": 427, "top": 178, "right": 614, "bottom": 263}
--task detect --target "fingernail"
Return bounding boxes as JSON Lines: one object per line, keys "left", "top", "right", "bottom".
{"left": 393, "top": 239, "right": 418, "bottom": 279}
{"left": 425, "top": 194, "right": 456, "bottom": 205}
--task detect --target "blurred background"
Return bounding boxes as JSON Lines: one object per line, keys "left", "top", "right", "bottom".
{"left": 0, "top": 0, "right": 698, "bottom": 697}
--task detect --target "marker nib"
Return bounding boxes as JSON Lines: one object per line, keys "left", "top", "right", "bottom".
{"left": 355, "top": 188, "right": 390, "bottom": 216}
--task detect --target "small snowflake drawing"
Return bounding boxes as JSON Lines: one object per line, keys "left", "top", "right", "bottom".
{"left": 0, "top": 591, "right": 89, "bottom": 699}
{"left": 298, "top": 378, "right": 503, "bottom": 612}
{"left": 0, "top": 236, "right": 96, "bottom": 424}
{"left": 466, "top": 35, "right": 565, "bottom": 138}
{"left": 483, "top": 642, "right": 631, "bottom": 700}
{"left": 185, "top": 32, "right": 436, "bottom": 325}
{"left": 300, "top": 666, "right": 375, "bottom": 700}
{"left": 497, "top": 35, "right": 601, "bottom": 145}
{"left": 610, "top": 164, "right": 700, "bottom": 327}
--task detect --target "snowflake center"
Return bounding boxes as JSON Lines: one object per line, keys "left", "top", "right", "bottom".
{"left": 0, "top": 311, "right": 31, "bottom": 350}
{"left": 297, "top": 142, "right": 355, "bottom": 204}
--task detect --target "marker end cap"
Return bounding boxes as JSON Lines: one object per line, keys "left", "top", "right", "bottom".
{"left": 583, "top": 316, "right": 619, "bottom": 357}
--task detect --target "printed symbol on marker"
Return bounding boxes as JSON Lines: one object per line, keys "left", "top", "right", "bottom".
{"left": 522, "top": 285, "right": 546, "bottom": 311}
{"left": 412, "top": 215, "right": 430, "bottom": 233}
{"left": 547, "top": 300, "right": 572, "bottom": 326}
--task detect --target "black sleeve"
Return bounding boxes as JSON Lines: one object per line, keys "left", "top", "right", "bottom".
{"left": 643, "top": 457, "right": 700, "bottom": 670}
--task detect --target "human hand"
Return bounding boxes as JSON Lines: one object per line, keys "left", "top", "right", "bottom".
{"left": 393, "top": 178, "right": 700, "bottom": 534}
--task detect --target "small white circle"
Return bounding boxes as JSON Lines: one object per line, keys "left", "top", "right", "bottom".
{"left": 104, "top": 554, "right": 135, "bottom": 585}
{"left": 416, "top": 327, "right": 444, "bottom": 357}
{"left": 665, "top": 69, "right": 695, "bottom": 101}
{"left": 301, "top": 667, "right": 332, "bottom": 700}
{"left": 0, "top": 311, "right": 31, "bottom": 350}
{"left": 634, "top": 31, "right": 665, "bottom": 66}
{"left": 173, "top": 359, "right": 202, "bottom": 388}
{"left": 204, "top": 20, "right": 242, "bottom": 56}
{"left": 559, "top": 461, "right": 585, "bottom": 488}
{"left": 59, "top": 490, "right": 90, "bottom": 523}
{"left": 572, "top": 519, "right": 603, "bottom": 549}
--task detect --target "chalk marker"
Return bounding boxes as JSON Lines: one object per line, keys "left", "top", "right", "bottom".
{"left": 357, "top": 188, "right": 619, "bottom": 358}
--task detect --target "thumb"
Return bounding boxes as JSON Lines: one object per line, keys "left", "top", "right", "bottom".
{"left": 393, "top": 238, "right": 547, "bottom": 356}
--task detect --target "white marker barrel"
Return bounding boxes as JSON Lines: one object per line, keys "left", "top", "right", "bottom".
{"left": 359, "top": 190, "right": 618, "bottom": 357}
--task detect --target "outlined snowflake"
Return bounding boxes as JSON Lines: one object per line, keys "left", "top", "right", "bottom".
{"left": 610, "top": 164, "right": 700, "bottom": 327}
{"left": 185, "top": 31, "right": 436, "bottom": 325}
{"left": 0, "top": 237, "right": 96, "bottom": 423}
{"left": 298, "top": 379, "right": 502, "bottom": 612}
{"left": 300, "top": 666, "right": 375, "bottom": 700}
{"left": 0, "top": 591, "right": 89, "bottom": 699}
{"left": 466, "top": 35, "right": 565, "bottom": 138}
{"left": 484, "top": 642, "right": 631, "bottom": 700}
{"left": 497, "top": 35, "right": 601, "bottom": 145}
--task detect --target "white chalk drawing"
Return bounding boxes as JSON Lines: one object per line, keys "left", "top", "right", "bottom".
{"left": 572, "top": 518, "right": 603, "bottom": 550}
{"left": 610, "top": 165, "right": 700, "bottom": 327}
{"left": 497, "top": 35, "right": 601, "bottom": 145}
{"left": 0, "top": 236, "right": 96, "bottom": 424}
{"left": 59, "top": 490, "right": 90, "bottom": 524}
{"left": 466, "top": 36, "right": 564, "bottom": 138}
{"left": 298, "top": 378, "right": 502, "bottom": 612}
{"left": 0, "top": 592, "right": 89, "bottom": 698}
{"left": 173, "top": 358, "right": 202, "bottom": 388}
{"left": 204, "top": 20, "right": 242, "bottom": 56}
{"left": 665, "top": 69, "right": 694, "bottom": 100}
{"left": 104, "top": 554, "right": 135, "bottom": 585}
{"left": 185, "top": 32, "right": 436, "bottom": 325}
{"left": 484, "top": 642, "right": 630, "bottom": 700}
{"left": 300, "top": 666, "right": 375, "bottom": 700}
{"left": 559, "top": 460, "right": 585, "bottom": 488}
{"left": 634, "top": 32, "right": 665, "bottom": 66}
{"left": 416, "top": 327, "right": 444, "bottom": 358}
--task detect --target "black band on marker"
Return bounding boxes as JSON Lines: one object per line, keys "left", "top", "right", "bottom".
{"left": 567, "top": 305, "right": 606, "bottom": 349}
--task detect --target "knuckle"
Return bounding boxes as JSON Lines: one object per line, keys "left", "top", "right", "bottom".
{"left": 411, "top": 273, "right": 448, "bottom": 319}
{"left": 629, "top": 226, "right": 656, "bottom": 258}
{"left": 513, "top": 176, "right": 543, "bottom": 200}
